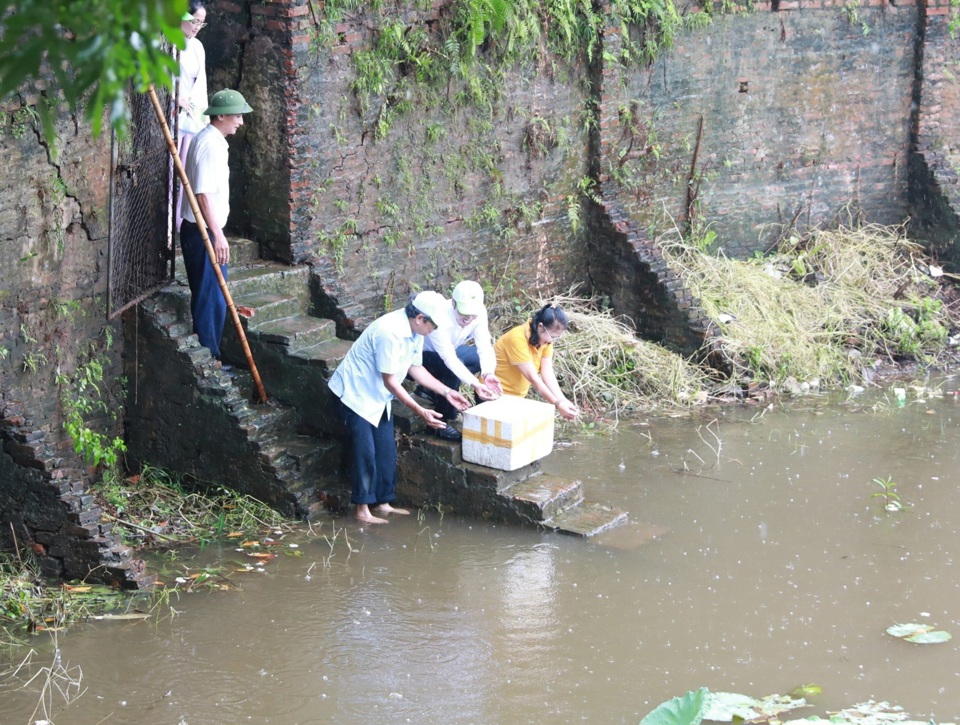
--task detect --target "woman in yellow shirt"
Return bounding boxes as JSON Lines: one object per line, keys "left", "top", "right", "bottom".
{"left": 494, "top": 304, "right": 579, "bottom": 420}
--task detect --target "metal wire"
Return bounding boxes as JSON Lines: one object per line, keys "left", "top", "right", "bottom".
{"left": 107, "top": 84, "right": 175, "bottom": 319}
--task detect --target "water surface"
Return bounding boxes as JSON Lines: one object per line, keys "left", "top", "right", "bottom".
{"left": 3, "top": 384, "right": 959, "bottom": 723}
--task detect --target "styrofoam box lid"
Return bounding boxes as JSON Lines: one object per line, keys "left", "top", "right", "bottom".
{"left": 464, "top": 395, "right": 555, "bottom": 422}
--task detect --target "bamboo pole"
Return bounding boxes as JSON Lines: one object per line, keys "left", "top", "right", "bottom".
{"left": 146, "top": 84, "right": 267, "bottom": 404}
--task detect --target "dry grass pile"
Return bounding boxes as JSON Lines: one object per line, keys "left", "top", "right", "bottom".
{"left": 663, "top": 223, "right": 958, "bottom": 386}
{"left": 519, "top": 293, "right": 711, "bottom": 417}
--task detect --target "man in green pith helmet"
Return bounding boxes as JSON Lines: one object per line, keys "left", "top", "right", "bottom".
{"left": 179, "top": 89, "right": 253, "bottom": 363}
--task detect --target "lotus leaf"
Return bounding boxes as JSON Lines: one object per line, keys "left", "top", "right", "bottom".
{"left": 641, "top": 687, "right": 708, "bottom": 725}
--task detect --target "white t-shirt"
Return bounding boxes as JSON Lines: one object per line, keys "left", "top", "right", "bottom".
{"left": 181, "top": 123, "right": 230, "bottom": 228}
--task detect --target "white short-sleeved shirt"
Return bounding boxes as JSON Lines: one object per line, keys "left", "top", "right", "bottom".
{"left": 423, "top": 300, "right": 495, "bottom": 384}
{"left": 328, "top": 308, "right": 423, "bottom": 426}
{"left": 181, "top": 123, "right": 229, "bottom": 228}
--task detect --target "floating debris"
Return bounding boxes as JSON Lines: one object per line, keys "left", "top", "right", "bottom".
{"left": 886, "top": 622, "right": 952, "bottom": 644}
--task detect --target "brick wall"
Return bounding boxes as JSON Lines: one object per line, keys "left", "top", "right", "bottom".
{"left": 0, "top": 104, "right": 147, "bottom": 586}
{"left": 911, "top": 2, "right": 960, "bottom": 269}
{"left": 204, "top": 0, "right": 932, "bottom": 338}
{"left": 204, "top": 0, "right": 591, "bottom": 328}
{"left": 588, "top": 0, "right": 923, "bottom": 351}
{"left": 602, "top": 1, "right": 919, "bottom": 257}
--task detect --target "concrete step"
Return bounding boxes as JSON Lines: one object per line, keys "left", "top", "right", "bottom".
{"left": 230, "top": 237, "right": 261, "bottom": 266}
{"left": 227, "top": 263, "right": 310, "bottom": 299}
{"left": 250, "top": 315, "right": 336, "bottom": 348}
{"left": 288, "top": 338, "right": 354, "bottom": 373}
{"left": 506, "top": 475, "right": 584, "bottom": 523}
{"left": 230, "top": 291, "right": 304, "bottom": 326}
{"left": 173, "top": 236, "right": 259, "bottom": 272}
{"left": 269, "top": 435, "right": 341, "bottom": 502}
{"left": 235, "top": 400, "right": 297, "bottom": 440}
{"left": 156, "top": 283, "right": 192, "bottom": 319}
{"left": 544, "top": 502, "right": 628, "bottom": 537}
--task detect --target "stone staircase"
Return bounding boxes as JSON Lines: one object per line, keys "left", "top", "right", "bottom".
{"left": 142, "top": 237, "right": 626, "bottom": 536}
{"left": 395, "top": 421, "right": 628, "bottom": 537}
{"left": 130, "top": 238, "right": 344, "bottom": 516}
{"left": 213, "top": 243, "right": 354, "bottom": 440}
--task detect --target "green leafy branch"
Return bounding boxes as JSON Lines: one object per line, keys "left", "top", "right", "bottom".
{"left": 0, "top": 0, "right": 190, "bottom": 140}
{"left": 57, "top": 350, "right": 126, "bottom": 475}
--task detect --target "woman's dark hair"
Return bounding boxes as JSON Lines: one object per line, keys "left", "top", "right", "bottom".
{"left": 189, "top": 0, "right": 205, "bottom": 12}
{"left": 404, "top": 301, "right": 419, "bottom": 319}
{"left": 529, "top": 304, "right": 568, "bottom": 347}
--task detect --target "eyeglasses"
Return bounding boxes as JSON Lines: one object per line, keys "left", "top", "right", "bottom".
{"left": 190, "top": 20, "right": 207, "bottom": 29}
{"left": 539, "top": 324, "right": 565, "bottom": 342}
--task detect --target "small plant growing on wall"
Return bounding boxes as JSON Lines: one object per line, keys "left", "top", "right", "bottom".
{"left": 57, "top": 340, "right": 126, "bottom": 481}
{"left": 841, "top": 0, "right": 871, "bottom": 36}
{"left": 522, "top": 115, "right": 557, "bottom": 160}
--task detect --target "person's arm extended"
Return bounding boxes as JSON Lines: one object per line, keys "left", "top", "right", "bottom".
{"left": 430, "top": 330, "right": 497, "bottom": 400}
{"left": 514, "top": 358, "right": 579, "bottom": 420}
{"left": 383, "top": 369, "right": 470, "bottom": 430}
{"left": 195, "top": 192, "right": 229, "bottom": 265}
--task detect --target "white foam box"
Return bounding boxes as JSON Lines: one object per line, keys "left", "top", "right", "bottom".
{"left": 461, "top": 395, "right": 555, "bottom": 471}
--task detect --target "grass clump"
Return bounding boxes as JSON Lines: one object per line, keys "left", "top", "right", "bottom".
{"left": 95, "top": 464, "right": 289, "bottom": 549}
{"left": 546, "top": 293, "right": 711, "bottom": 418}
{"left": 663, "top": 222, "right": 959, "bottom": 388}
{"left": 2, "top": 468, "right": 309, "bottom": 641}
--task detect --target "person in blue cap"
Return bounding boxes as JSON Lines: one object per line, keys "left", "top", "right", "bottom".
{"left": 328, "top": 291, "right": 471, "bottom": 525}
{"left": 179, "top": 88, "right": 253, "bottom": 363}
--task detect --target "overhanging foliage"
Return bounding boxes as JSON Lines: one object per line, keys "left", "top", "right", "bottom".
{"left": 0, "top": 0, "right": 189, "bottom": 139}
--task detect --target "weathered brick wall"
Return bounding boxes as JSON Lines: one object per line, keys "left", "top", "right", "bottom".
{"left": 588, "top": 0, "right": 922, "bottom": 351}
{"left": 603, "top": 1, "right": 918, "bottom": 256}
{"left": 911, "top": 1, "right": 960, "bottom": 270}
{"left": 0, "top": 103, "right": 116, "bottom": 405}
{"left": 204, "top": 0, "right": 591, "bottom": 328}
{"left": 0, "top": 102, "right": 146, "bottom": 585}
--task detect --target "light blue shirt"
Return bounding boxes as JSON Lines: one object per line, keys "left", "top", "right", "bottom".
{"left": 328, "top": 308, "right": 423, "bottom": 426}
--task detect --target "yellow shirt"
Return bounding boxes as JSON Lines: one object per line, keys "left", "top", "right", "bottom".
{"left": 494, "top": 322, "right": 553, "bottom": 398}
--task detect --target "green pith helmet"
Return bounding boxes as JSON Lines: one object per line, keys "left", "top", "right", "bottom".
{"left": 204, "top": 89, "right": 254, "bottom": 116}
{"left": 182, "top": 11, "right": 194, "bottom": 21}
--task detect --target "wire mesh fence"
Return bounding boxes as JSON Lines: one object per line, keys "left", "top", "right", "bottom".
{"left": 107, "top": 84, "right": 175, "bottom": 319}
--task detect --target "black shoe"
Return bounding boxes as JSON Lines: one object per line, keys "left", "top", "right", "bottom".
{"left": 414, "top": 385, "right": 435, "bottom": 403}
{"left": 433, "top": 425, "right": 462, "bottom": 442}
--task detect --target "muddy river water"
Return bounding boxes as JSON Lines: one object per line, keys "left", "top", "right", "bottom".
{"left": 4, "top": 382, "right": 960, "bottom": 723}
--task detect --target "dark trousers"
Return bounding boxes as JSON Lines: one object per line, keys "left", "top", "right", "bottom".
{"left": 180, "top": 220, "right": 227, "bottom": 359}
{"left": 421, "top": 346, "right": 481, "bottom": 420}
{"left": 338, "top": 400, "right": 398, "bottom": 506}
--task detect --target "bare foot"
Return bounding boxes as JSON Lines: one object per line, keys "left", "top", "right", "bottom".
{"left": 354, "top": 504, "right": 389, "bottom": 524}
{"left": 373, "top": 503, "right": 410, "bottom": 515}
